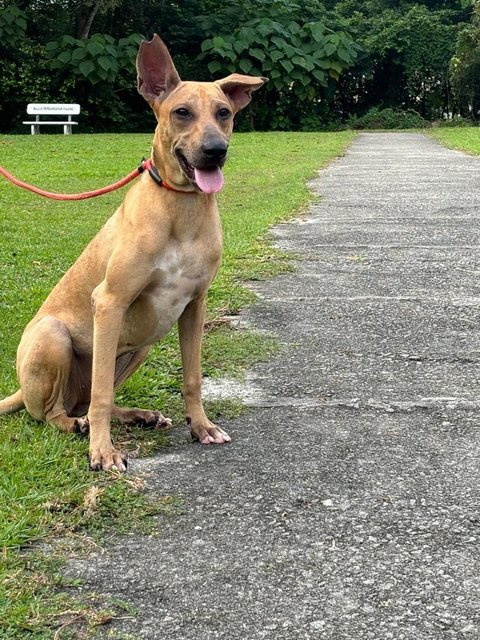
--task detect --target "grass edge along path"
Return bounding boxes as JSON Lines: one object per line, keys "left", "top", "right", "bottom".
{"left": 429, "top": 126, "right": 480, "bottom": 156}
{"left": 0, "top": 130, "right": 354, "bottom": 638}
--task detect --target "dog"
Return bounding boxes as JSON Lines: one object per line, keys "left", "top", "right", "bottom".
{"left": 0, "top": 35, "right": 267, "bottom": 471}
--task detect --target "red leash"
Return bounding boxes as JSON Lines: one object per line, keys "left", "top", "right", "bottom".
{"left": 0, "top": 158, "right": 181, "bottom": 200}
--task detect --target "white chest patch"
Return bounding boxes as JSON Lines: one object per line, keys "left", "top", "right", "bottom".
{"left": 154, "top": 248, "right": 185, "bottom": 292}
{"left": 119, "top": 245, "right": 211, "bottom": 351}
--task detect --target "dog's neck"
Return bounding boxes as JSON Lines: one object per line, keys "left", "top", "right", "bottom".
{"left": 144, "top": 159, "right": 189, "bottom": 193}
{"left": 151, "top": 148, "right": 197, "bottom": 194}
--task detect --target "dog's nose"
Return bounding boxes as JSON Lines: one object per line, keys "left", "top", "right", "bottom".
{"left": 201, "top": 141, "right": 228, "bottom": 163}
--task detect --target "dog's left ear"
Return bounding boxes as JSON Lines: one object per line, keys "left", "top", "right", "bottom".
{"left": 216, "top": 74, "right": 268, "bottom": 113}
{"left": 137, "top": 34, "right": 181, "bottom": 106}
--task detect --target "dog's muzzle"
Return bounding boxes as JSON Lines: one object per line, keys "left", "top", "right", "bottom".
{"left": 176, "top": 141, "right": 228, "bottom": 194}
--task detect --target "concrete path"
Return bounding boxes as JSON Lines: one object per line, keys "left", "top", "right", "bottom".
{"left": 69, "top": 133, "right": 480, "bottom": 639}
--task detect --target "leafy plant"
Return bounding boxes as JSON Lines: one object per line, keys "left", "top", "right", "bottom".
{"left": 42, "top": 33, "right": 149, "bottom": 132}
{"left": 385, "top": 6, "right": 457, "bottom": 118}
{"left": 198, "top": 1, "right": 359, "bottom": 130}
{"left": 0, "top": 5, "right": 27, "bottom": 49}
{"left": 202, "top": 20, "right": 358, "bottom": 88}
{"left": 45, "top": 33, "right": 142, "bottom": 85}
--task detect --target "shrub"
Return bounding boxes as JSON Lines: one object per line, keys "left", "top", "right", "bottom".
{"left": 349, "top": 107, "right": 427, "bottom": 130}
{"left": 433, "top": 116, "right": 477, "bottom": 128}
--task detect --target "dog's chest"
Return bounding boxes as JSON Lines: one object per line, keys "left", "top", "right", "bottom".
{"left": 152, "top": 247, "right": 202, "bottom": 308}
{"left": 120, "top": 244, "right": 217, "bottom": 350}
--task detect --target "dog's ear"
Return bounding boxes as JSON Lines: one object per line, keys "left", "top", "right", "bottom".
{"left": 137, "top": 34, "right": 181, "bottom": 106}
{"left": 216, "top": 74, "right": 268, "bottom": 113}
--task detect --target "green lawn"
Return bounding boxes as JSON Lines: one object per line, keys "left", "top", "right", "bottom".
{"left": 430, "top": 126, "right": 480, "bottom": 155}
{"left": 0, "top": 130, "right": 354, "bottom": 637}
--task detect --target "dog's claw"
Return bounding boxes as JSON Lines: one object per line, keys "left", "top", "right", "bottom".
{"left": 155, "top": 415, "right": 173, "bottom": 430}
{"left": 214, "top": 431, "right": 231, "bottom": 444}
{"left": 89, "top": 448, "right": 128, "bottom": 472}
{"left": 150, "top": 410, "right": 172, "bottom": 430}
{"left": 74, "top": 417, "right": 89, "bottom": 436}
{"left": 143, "top": 416, "right": 172, "bottom": 430}
{"left": 191, "top": 420, "right": 231, "bottom": 445}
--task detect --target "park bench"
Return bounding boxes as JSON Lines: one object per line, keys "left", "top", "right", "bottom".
{"left": 23, "top": 103, "right": 80, "bottom": 135}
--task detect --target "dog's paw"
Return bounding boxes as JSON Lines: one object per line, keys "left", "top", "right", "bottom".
{"left": 112, "top": 407, "right": 172, "bottom": 430}
{"left": 89, "top": 446, "right": 128, "bottom": 472}
{"left": 189, "top": 418, "right": 231, "bottom": 445}
{"left": 140, "top": 410, "right": 173, "bottom": 430}
{"left": 73, "top": 416, "right": 89, "bottom": 436}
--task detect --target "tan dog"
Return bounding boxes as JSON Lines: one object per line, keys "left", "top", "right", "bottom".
{"left": 0, "top": 35, "right": 266, "bottom": 471}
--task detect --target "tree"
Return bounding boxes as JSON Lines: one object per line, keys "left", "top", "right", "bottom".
{"left": 450, "top": 2, "right": 480, "bottom": 119}
{"left": 0, "top": 0, "right": 474, "bottom": 132}
{"left": 76, "top": 0, "right": 122, "bottom": 40}
{"left": 333, "top": 0, "right": 465, "bottom": 120}
{"left": 198, "top": 0, "right": 359, "bottom": 129}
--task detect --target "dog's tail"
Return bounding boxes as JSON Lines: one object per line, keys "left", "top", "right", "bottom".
{"left": 0, "top": 389, "right": 25, "bottom": 415}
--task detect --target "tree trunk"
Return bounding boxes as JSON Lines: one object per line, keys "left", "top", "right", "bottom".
{"left": 76, "top": 0, "right": 103, "bottom": 40}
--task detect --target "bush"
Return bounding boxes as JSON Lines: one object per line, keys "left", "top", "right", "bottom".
{"left": 349, "top": 107, "right": 427, "bottom": 130}
{"left": 198, "top": 2, "right": 360, "bottom": 131}
{"left": 433, "top": 116, "right": 477, "bottom": 128}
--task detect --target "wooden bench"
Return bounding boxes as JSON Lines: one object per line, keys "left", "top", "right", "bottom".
{"left": 23, "top": 103, "right": 80, "bottom": 135}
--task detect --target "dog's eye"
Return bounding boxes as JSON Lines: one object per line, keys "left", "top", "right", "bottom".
{"left": 217, "top": 108, "right": 232, "bottom": 119}
{"left": 174, "top": 107, "right": 191, "bottom": 118}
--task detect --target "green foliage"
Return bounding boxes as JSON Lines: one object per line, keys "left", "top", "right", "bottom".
{"left": 450, "top": 2, "right": 480, "bottom": 119}
{"left": 349, "top": 106, "right": 427, "bottom": 129}
{"left": 434, "top": 116, "right": 475, "bottom": 127}
{"left": 199, "top": 1, "right": 359, "bottom": 130}
{"left": 42, "top": 33, "right": 149, "bottom": 132}
{"left": 386, "top": 5, "right": 456, "bottom": 116}
{"left": 201, "top": 19, "right": 357, "bottom": 88}
{"left": 46, "top": 33, "right": 142, "bottom": 85}
{"left": 0, "top": 0, "right": 475, "bottom": 130}
{"left": 333, "top": 0, "right": 464, "bottom": 121}
{"left": 0, "top": 5, "right": 34, "bottom": 131}
{"left": 0, "top": 4, "right": 27, "bottom": 47}
{"left": 0, "top": 40, "right": 60, "bottom": 133}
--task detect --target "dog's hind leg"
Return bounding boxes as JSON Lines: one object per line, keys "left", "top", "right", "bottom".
{"left": 110, "top": 347, "right": 172, "bottom": 429}
{"left": 17, "top": 316, "right": 88, "bottom": 434}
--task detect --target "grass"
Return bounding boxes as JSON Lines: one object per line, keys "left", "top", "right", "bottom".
{"left": 429, "top": 126, "right": 480, "bottom": 155}
{"left": 0, "top": 130, "right": 354, "bottom": 637}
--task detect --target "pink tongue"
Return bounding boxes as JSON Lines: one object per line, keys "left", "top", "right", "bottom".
{"left": 194, "top": 166, "right": 224, "bottom": 194}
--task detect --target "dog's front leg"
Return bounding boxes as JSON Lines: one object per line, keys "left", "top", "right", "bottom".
{"left": 88, "top": 284, "right": 129, "bottom": 471}
{"left": 179, "top": 296, "right": 231, "bottom": 445}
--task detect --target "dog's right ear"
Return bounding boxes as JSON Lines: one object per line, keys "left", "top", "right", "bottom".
{"left": 137, "top": 34, "right": 181, "bottom": 106}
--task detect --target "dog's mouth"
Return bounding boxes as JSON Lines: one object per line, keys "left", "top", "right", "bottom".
{"left": 175, "top": 151, "right": 225, "bottom": 194}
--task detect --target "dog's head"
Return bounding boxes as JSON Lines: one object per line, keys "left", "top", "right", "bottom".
{"left": 137, "top": 35, "right": 267, "bottom": 193}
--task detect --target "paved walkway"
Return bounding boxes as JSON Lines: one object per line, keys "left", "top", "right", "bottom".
{"left": 69, "top": 133, "right": 480, "bottom": 639}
